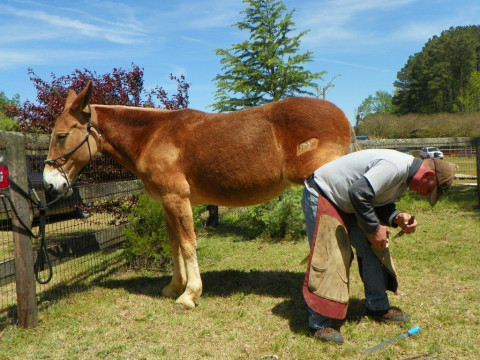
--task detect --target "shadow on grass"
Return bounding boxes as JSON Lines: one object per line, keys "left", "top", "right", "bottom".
{"left": 271, "top": 297, "right": 366, "bottom": 334}
{"left": 99, "top": 269, "right": 367, "bottom": 334}
{"left": 443, "top": 185, "right": 479, "bottom": 208}
{"left": 203, "top": 219, "right": 306, "bottom": 244}
{"left": 99, "top": 269, "right": 303, "bottom": 299}
{"left": 204, "top": 220, "right": 258, "bottom": 242}
{"left": 401, "top": 184, "right": 479, "bottom": 209}
{"left": 0, "top": 248, "right": 125, "bottom": 332}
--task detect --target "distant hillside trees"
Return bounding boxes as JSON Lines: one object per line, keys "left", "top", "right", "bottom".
{"left": 356, "top": 25, "right": 480, "bottom": 138}
{"left": 393, "top": 25, "right": 480, "bottom": 114}
{"left": 456, "top": 70, "right": 480, "bottom": 113}
{"left": 357, "top": 90, "right": 395, "bottom": 118}
{"left": 0, "top": 92, "right": 19, "bottom": 131}
{"left": 358, "top": 112, "right": 480, "bottom": 139}
{"left": 355, "top": 90, "right": 394, "bottom": 133}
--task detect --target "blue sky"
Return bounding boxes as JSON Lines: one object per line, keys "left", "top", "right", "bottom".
{"left": 1, "top": 0, "right": 479, "bottom": 124}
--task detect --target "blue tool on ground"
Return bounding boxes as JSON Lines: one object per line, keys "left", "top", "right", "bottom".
{"left": 362, "top": 325, "right": 421, "bottom": 355}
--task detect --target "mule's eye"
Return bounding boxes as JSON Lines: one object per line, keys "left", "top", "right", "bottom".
{"left": 57, "top": 133, "right": 69, "bottom": 141}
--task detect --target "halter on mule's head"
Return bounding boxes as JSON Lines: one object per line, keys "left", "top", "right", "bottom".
{"left": 43, "top": 81, "right": 102, "bottom": 197}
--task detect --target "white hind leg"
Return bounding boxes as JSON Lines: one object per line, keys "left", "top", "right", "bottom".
{"left": 161, "top": 194, "right": 202, "bottom": 309}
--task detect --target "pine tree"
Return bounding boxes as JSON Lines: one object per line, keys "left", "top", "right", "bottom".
{"left": 393, "top": 26, "right": 480, "bottom": 114}
{"left": 456, "top": 71, "right": 480, "bottom": 113}
{"left": 212, "top": 0, "right": 325, "bottom": 112}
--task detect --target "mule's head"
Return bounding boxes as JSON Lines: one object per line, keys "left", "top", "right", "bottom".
{"left": 43, "top": 81, "right": 100, "bottom": 197}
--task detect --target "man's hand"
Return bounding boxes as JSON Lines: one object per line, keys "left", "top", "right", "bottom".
{"left": 367, "top": 225, "right": 391, "bottom": 249}
{"left": 394, "top": 212, "right": 417, "bottom": 234}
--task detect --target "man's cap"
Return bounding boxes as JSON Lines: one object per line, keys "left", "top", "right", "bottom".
{"left": 429, "top": 158, "right": 455, "bottom": 206}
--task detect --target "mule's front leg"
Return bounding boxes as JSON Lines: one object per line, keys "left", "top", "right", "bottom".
{"left": 162, "top": 195, "right": 202, "bottom": 309}
{"left": 161, "top": 219, "right": 187, "bottom": 299}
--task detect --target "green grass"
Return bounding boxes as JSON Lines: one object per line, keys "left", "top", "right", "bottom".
{"left": 443, "top": 155, "right": 477, "bottom": 186}
{"left": 0, "top": 187, "right": 478, "bottom": 359}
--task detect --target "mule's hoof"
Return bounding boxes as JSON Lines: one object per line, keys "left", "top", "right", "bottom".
{"left": 174, "top": 302, "right": 190, "bottom": 311}
{"left": 175, "top": 296, "right": 196, "bottom": 310}
{"left": 161, "top": 285, "right": 182, "bottom": 299}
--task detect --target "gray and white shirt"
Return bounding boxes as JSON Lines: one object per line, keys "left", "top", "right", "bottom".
{"left": 305, "top": 149, "right": 421, "bottom": 234}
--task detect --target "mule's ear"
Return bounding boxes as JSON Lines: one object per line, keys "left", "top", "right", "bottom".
{"left": 64, "top": 89, "right": 78, "bottom": 110}
{"left": 69, "top": 80, "right": 93, "bottom": 114}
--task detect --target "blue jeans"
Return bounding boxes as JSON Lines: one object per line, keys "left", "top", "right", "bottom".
{"left": 301, "top": 188, "right": 390, "bottom": 330}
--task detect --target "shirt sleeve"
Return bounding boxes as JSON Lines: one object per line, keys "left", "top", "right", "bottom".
{"left": 374, "top": 203, "right": 400, "bottom": 227}
{"left": 348, "top": 177, "right": 380, "bottom": 234}
{"left": 363, "top": 159, "right": 404, "bottom": 195}
{"left": 349, "top": 159, "right": 405, "bottom": 233}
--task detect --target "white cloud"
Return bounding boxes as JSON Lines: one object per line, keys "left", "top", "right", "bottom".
{"left": 145, "top": 0, "right": 241, "bottom": 31}
{"left": 296, "top": 0, "right": 480, "bottom": 51}
{"left": 0, "top": 47, "right": 138, "bottom": 70}
{"left": 298, "top": 1, "right": 411, "bottom": 28}
{"left": 392, "top": 10, "right": 480, "bottom": 44}
{"left": 0, "top": 3, "right": 146, "bottom": 45}
{"left": 0, "top": 50, "right": 39, "bottom": 69}
{"left": 167, "top": 64, "right": 188, "bottom": 79}
{"left": 392, "top": 22, "right": 443, "bottom": 43}
{"left": 318, "top": 57, "right": 392, "bottom": 73}
{"left": 179, "top": 36, "right": 213, "bottom": 46}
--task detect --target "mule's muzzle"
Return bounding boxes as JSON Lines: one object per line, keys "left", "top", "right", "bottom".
{"left": 43, "top": 178, "right": 70, "bottom": 197}
{"left": 43, "top": 168, "right": 73, "bottom": 198}
{"left": 44, "top": 181, "right": 54, "bottom": 194}
{"left": 44, "top": 180, "right": 74, "bottom": 199}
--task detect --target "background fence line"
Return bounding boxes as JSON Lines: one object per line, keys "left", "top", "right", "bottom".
{"left": 356, "top": 136, "right": 480, "bottom": 204}
{"left": 0, "top": 131, "right": 478, "bottom": 328}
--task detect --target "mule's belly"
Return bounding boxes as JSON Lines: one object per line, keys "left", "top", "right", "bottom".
{"left": 188, "top": 177, "right": 292, "bottom": 207}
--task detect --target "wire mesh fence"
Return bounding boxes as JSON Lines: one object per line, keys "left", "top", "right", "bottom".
{"left": 0, "top": 133, "right": 478, "bottom": 328}
{"left": 0, "top": 133, "right": 143, "bottom": 327}
{"left": 0, "top": 203, "right": 15, "bottom": 317}
{"left": 33, "top": 153, "right": 140, "bottom": 297}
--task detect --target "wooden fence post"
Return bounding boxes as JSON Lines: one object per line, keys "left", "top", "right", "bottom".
{"left": 5, "top": 132, "right": 38, "bottom": 327}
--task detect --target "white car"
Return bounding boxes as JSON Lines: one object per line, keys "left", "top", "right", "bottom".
{"left": 420, "top": 147, "right": 444, "bottom": 159}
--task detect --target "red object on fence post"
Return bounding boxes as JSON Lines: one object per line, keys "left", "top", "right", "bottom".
{"left": 4, "top": 132, "right": 38, "bottom": 328}
{"left": 0, "top": 160, "right": 10, "bottom": 189}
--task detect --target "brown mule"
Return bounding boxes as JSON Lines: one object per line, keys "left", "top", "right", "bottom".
{"left": 43, "top": 81, "right": 352, "bottom": 309}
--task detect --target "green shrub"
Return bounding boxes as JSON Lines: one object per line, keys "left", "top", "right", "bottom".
{"left": 124, "top": 194, "right": 171, "bottom": 269}
{"left": 233, "top": 187, "right": 306, "bottom": 241}
{"left": 124, "top": 194, "right": 207, "bottom": 269}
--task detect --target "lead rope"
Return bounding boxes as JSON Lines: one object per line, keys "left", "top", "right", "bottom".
{"left": 4, "top": 164, "right": 95, "bottom": 284}
{"left": 1, "top": 177, "right": 67, "bottom": 283}
{"left": 5, "top": 105, "right": 99, "bottom": 284}
{"left": 30, "top": 185, "right": 53, "bottom": 284}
